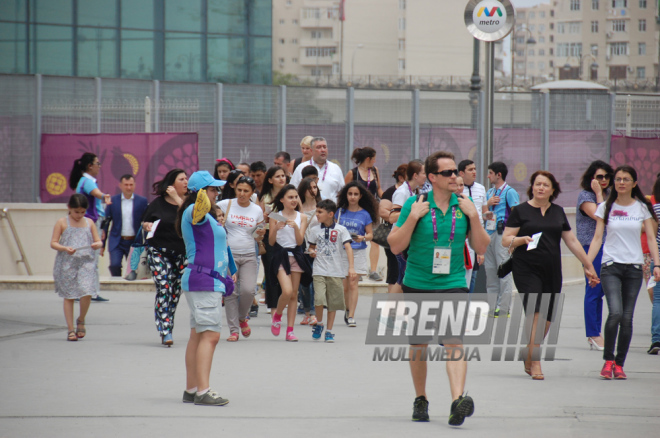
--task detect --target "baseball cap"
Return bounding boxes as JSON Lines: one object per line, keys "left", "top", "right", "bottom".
{"left": 187, "top": 171, "right": 226, "bottom": 192}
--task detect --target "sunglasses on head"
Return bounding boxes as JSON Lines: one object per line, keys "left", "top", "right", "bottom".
{"left": 431, "top": 169, "right": 459, "bottom": 177}
{"left": 594, "top": 174, "right": 612, "bottom": 181}
{"left": 237, "top": 176, "right": 255, "bottom": 185}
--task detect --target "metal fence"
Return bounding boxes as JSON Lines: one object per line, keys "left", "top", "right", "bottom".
{"left": 1, "top": 73, "right": 659, "bottom": 207}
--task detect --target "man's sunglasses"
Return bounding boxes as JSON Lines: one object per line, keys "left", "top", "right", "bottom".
{"left": 430, "top": 169, "right": 459, "bottom": 177}
{"left": 594, "top": 174, "right": 612, "bottom": 181}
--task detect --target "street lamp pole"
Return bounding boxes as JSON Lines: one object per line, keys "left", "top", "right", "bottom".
{"left": 351, "top": 43, "right": 363, "bottom": 80}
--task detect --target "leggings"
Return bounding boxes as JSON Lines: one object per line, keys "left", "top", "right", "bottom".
{"left": 147, "top": 246, "right": 187, "bottom": 336}
{"left": 225, "top": 252, "right": 258, "bottom": 334}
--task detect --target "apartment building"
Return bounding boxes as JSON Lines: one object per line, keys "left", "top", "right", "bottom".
{"left": 515, "top": 0, "right": 659, "bottom": 83}
{"left": 512, "top": 2, "right": 555, "bottom": 81}
{"left": 272, "top": 0, "right": 498, "bottom": 81}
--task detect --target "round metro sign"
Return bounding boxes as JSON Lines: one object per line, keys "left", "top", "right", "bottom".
{"left": 464, "top": 0, "right": 515, "bottom": 42}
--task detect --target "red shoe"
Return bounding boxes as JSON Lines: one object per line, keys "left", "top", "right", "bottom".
{"left": 300, "top": 315, "right": 310, "bottom": 325}
{"left": 613, "top": 364, "right": 627, "bottom": 380}
{"left": 600, "top": 360, "right": 614, "bottom": 380}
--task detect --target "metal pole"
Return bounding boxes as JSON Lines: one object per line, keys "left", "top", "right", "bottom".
{"left": 412, "top": 89, "right": 420, "bottom": 159}
{"left": 279, "top": 85, "right": 287, "bottom": 151}
{"left": 607, "top": 92, "right": 615, "bottom": 158}
{"left": 154, "top": 80, "right": 160, "bottom": 132}
{"left": 144, "top": 96, "right": 151, "bottom": 133}
{"left": 625, "top": 95, "right": 632, "bottom": 137}
{"left": 483, "top": 42, "right": 495, "bottom": 179}
{"left": 478, "top": 90, "right": 485, "bottom": 185}
{"left": 470, "top": 38, "right": 481, "bottom": 129}
{"left": 542, "top": 91, "right": 550, "bottom": 171}
{"left": 345, "top": 87, "right": 354, "bottom": 172}
{"left": 34, "top": 74, "right": 42, "bottom": 202}
{"left": 95, "top": 77, "right": 102, "bottom": 133}
{"left": 216, "top": 83, "right": 223, "bottom": 159}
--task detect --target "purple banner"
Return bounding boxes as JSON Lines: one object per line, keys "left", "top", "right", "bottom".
{"left": 611, "top": 135, "right": 660, "bottom": 196}
{"left": 40, "top": 133, "right": 198, "bottom": 203}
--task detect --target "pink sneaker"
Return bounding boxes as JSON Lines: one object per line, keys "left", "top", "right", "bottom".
{"left": 286, "top": 331, "right": 298, "bottom": 342}
{"left": 613, "top": 364, "right": 627, "bottom": 380}
{"left": 600, "top": 360, "right": 614, "bottom": 380}
{"left": 271, "top": 316, "right": 281, "bottom": 336}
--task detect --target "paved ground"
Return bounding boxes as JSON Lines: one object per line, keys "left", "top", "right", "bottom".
{"left": 1, "top": 284, "right": 659, "bottom": 438}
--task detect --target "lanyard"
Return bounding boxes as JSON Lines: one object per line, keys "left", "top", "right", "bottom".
{"left": 310, "top": 159, "right": 328, "bottom": 182}
{"left": 406, "top": 181, "right": 413, "bottom": 196}
{"left": 431, "top": 206, "right": 457, "bottom": 244}
{"left": 489, "top": 183, "right": 507, "bottom": 211}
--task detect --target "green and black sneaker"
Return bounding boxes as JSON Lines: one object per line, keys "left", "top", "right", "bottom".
{"left": 448, "top": 394, "right": 474, "bottom": 426}
{"left": 412, "top": 395, "right": 429, "bottom": 422}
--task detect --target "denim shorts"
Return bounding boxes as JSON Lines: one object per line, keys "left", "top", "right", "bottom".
{"left": 184, "top": 290, "right": 223, "bottom": 333}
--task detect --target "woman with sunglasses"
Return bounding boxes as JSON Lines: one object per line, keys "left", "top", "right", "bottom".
{"left": 576, "top": 160, "right": 614, "bottom": 351}
{"left": 588, "top": 165, "right": 660, "bottom": 379}
{"left": 142, "top": 168, "right": 189, "bottom": 346}
{"left": 217, "top": 176, "right": 265, "bottom": 341}
{"left": 297, "top": 177, "right": 321, "bottom": 325}
{"left": 258, "top": 166, "right": 289, "bottom": 311}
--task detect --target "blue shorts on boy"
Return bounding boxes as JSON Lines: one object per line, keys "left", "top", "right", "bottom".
{"left": 309, "top": 222, "right": 352, "bottom": 311}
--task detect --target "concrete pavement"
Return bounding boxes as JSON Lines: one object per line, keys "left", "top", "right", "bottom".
{"left": 1, "top": 284, "right": 659, "bottom": 438}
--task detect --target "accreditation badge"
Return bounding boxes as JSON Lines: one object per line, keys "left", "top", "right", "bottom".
{"left": 432, "top": 246, "right": 452, "bottom": 275}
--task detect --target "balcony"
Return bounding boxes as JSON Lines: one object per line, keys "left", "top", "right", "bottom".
{"left": 300, "top": 9, "right": 337, "bottom": 28}
{"left": 299, "top": 50, "right": 336, "bottom": 66}
{"left": 300, "top": 38, "right": 338, "bottom": 48}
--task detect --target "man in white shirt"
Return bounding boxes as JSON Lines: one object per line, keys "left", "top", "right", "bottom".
{"left": 290, "top": 137, "right": 344, "bottom": 202}
{"left": 458, "top": 160, "right": 488, "bottom": 292}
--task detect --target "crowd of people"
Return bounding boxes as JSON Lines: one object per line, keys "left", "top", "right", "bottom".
{"left": 50, "top": 140, "right": 660, "bottom": 424}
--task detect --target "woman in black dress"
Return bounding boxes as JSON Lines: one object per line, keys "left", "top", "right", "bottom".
{"left": 502, "top": 170, "right": 598, "bottom": 380}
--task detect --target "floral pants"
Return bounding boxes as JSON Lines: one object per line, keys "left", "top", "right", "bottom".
{"left": 147, "top": 246, "right": 187, "bottom": 336}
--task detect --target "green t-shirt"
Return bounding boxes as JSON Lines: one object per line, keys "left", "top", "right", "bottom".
{"left": 396, "top": 191, "right": 470, "bottom": 290}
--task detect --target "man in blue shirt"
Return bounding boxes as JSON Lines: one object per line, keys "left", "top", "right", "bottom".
{"left": 484, "top": 162, "right": 519, "bottom": 316}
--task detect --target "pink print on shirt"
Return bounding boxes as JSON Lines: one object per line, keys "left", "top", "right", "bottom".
{"left": 611, "top": 210, "right": 628, "bottom": 217}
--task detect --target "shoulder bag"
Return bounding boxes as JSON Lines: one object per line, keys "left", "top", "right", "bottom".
{"left": 497, "top": 237, "right": 515, "bottom": 278}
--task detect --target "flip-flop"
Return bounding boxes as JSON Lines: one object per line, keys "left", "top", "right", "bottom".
{"left": 67, "top": 330, "right": 78, "bottom": 342}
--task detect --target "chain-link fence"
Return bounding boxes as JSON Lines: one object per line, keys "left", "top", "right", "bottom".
{"left": 1, "top": 73, "right": 659, "bottom": 207}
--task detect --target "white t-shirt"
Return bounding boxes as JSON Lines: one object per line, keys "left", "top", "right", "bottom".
{"left": 308, "top": 223, "right": 352, "bottom": 277}
{"left": 463, "top": 181, "right": 486, "bottom": 223}
{"left": 275, "top": 211, "right": 302, "bottom": 255}
{"left": 217, "top": 199, "right": 264, "bottom": 255}
{"left": 392, "top": 181, "right": 415, "bottom": 207}
{"left": 596, "top": 200, "right": 652, "bottom": 264}
{"left": 290, "top": 159, "right": 344, "bottom": 203}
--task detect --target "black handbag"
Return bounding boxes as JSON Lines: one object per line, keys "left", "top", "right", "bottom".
{"left": 371, "top": 221, "right": 392, "bottom": 248}
{"left": 497, "top": 238, "right": 515, "bottom": 278}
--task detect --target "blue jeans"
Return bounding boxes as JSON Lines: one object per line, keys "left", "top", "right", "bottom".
{"left": 652, "top": 263, "right": 660, "bottom": 344}
{"left": 583, "top": 244, "right": 605, "bottom": 337}
{"left": 600, "top": 262, "right": 643, "bottom": 366}
{"left": 109, "top": 239, "right": 133, "bottom": 277}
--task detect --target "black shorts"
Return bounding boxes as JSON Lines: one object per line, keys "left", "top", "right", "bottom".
{"left": 384, "top": 247, "right": 399, "bottom": 285}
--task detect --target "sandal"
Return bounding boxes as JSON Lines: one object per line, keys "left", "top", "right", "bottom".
{"left": 227, "top": 333, "right": 239, "bottom": 342}
{"left": 76, "top": 319, "right": 86, "bottom": 339}
{"left": 239, "top": 320, "right": 251, "bottom": 338}
{"left": 67, "top": 330, "right": 78, "bottom": 342}
{"left": 523, "top": 359, "right": 531, "bottom": 376}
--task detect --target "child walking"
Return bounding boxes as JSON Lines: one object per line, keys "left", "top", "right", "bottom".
{"left": 308, "top": 200, "right": 356, "bottom": 342}
{"left": 335, "top": 181, "right": 378, "bottom": 327}
{"left": 51, "top": 194, "right": 103, "bottom": 341}
{"left": 268, "top": 184, "right": 311, "bottom": 341}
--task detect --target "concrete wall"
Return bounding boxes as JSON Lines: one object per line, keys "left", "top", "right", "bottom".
{"left": 0, "top": 203, "right": 584, "bottom": 280}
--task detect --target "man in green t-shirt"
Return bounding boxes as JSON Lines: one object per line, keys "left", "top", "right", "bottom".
{"left": 388, "top": 151, "right": 490, "bottom": 427}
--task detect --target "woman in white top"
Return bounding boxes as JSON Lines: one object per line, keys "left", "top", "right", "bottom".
{"left": 268, "top": 184, "right": 311, "bottom": 341}
{"left": 217, "top": 176, "right": 265, "bottom": 342}
{"left": 588, "top": 165, "right": 660, "bottom": 380}
{"left": 298, "top": 177, "right": 321, "bottom": 325}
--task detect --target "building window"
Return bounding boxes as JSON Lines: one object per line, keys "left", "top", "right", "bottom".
{"left": 612, "top": 20, "right": 626, "bottom": 32}
{"left": 398, "top": 59, "right": 405, "bottom": 70}
{"left": 529, "top": 24, "right": 536, "bottom": 31}
{"left": 278, "top": 57, "right": 285, "bottom": 64}
{"left": 609, "top": 42, "right": 628, "bottom": 55}
{"left": 528, "top": 62, "right": 534, "bottom": 70}
{"left": 540, "top": 11, "right": 546, "bottom": 18}
{"left": 305, "top": 47, "right": 336, "bottom": 57}
{"left": 550, "top": 35, "right": 554, "bottom": 42}
{"left": 539, "top": 24, "right": 546, "bottom": 32}
{"left": 591, "top": 44, "right": 598, "bottom": 55}
{"left": 398, "top": 39, "right": 405, "bottom": 50}
{"left": 279, "top": 19, "right": 285, "bottom": 24}
{"left": 332, "top": 63, "right": 339, "bottom": 74}
{"left": 292, "top": 19, "right": 298, "bottom": 25}
{"left": 291, "top": 38, "right": 298, "bottom": 44}
{"left": 591, "top": 21, "right": 599, "bottom": 32}
{"left": 637, "top": 67, "right": 645, "bottom": 79}
{"left": 569, "top": 22, "right": 581, "bottom": 33}
{"left": 398, "top": 17, "right": 405, "bottom": 30}
{"left": 550, "top": 48, "right": 554, "bottom": 55}
{"left": 399, "top": 0, "right": 406, "bottom": 10}
{"left": 557, "top": 42, "right": 582, "bottom": 57}
{"left": 638, "top": 42, "right": 646, "bottom": 55}
{"left": 515, "top": 61, "right": 524, "bottom": 70}
{"left": 530, "top": 12, "right": 535, "bottom": 19}
{"left": 550, "top": 23, "right": 554, "bottom": 30}
{"left": 539, "top": 49, "right": 545, "bottom": 56}
{"left": 611, "top": 0, "right": 627, "bottom": 7}
{"left": 639, "top": 0, "right": 647, "bottom": 8}
{"left": 292, "top": 58, "right": 298, "bottom": 63}
{"left": 539, "top": 36, "right": 545, "bottom": 43}
{"left": 538, "top": 61, "right": 545, "bottom": 71}
{"left": 557, "top": 23, "right": 565, "bottom": 34}
{"left": 519, "top": 12, "right": 526, "bottom": 19}
{"left": 592, "top": 0, "right": 599, "bottom": 8}
{"left": 517, "top": 37, "right": 524, "bottom": 45}
{"left": 570, "top": 0, "right": 581, "bottom": 10}
{"left": 550, "top": 60, "right": 554, "bottom": 67}
{"left": 609, "top": 66, "right": 627, "bottom": 80}
{"left": 286, "top": 0, "right": 292, "bottom": 6}
{"left": 311, "top": 31, "right": 322, "bottom": 39}
{"left": 311, "top": 68, "right": 323, "bottom": 76}
{"left": 528, "top": 49, "right": 535, "bottom": 56}
{"left": 516, "top": 50, "right": 525, "bottom": 57}
{"left": 639, "top": 20, "right": 646, "bottom": 31}
{"left": 550, "top": 10, "right": 554, "bottom": 17}
{"left": 279, "top": 38, "right": 285, "bottom": 44}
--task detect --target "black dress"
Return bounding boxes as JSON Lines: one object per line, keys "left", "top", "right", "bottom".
{"left": 506, "top": 202, "right": 571, "bottom": 317}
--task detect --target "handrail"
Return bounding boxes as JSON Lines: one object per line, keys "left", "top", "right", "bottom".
{"left": 0, "top": 208, "right": 33, "bottom": 275}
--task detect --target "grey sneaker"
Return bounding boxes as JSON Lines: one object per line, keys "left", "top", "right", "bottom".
{"left": 194, "top": 390, "right": 229, "bottom": 406}
{"left": 368, "top": 271, "right": 383, "bottom": 281}
{"left": 347, "top": 317, "right": 357, "bottom": 327}
{"left": 182, "top": 390, "right": 195, "bottom": 403}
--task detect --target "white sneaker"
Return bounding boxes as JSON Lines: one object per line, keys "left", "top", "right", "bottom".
{"left": 347, "top": 317, "right": 357, "bottom": 327}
